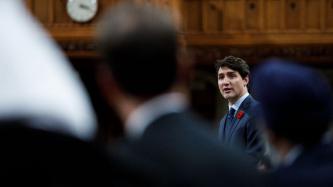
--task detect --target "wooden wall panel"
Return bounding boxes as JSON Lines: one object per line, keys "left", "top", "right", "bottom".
{"left": 24, "top": 0, "right": 333, "bottom": 56}
{"left": 285, "top": 0, "right": 302, "bottom": 30}
{"left": 32, "top": 0, "right": 52, "bottom": 23}
{"left": 223, "top": 0, "right": 244, "bottom": 32}
{"left": 202, "top": 0, "right": 223, "bottom": 32}
{"left": 182, "top": 0, "right": 203, "bottom": 32}
{"left": 53, "top": 0, "right": 70, "bottom": 24}
{"left": 245, "top": 0, "right": 261, "bottom": 31}
{"left": 326, "top": 0, "right": 333, "bottom": 30}
{"left": 264, "top": 0, "right": 282, "bottom": 31}
{"left": 305, "top": 0, "right": 321, "bottom": 31}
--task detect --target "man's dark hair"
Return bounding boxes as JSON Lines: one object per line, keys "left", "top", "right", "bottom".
{"left": 215, "top": 56, "right": 250, "bottom": 78}
{"left": 96, "top": 3, "right": 178, "bottom": 99}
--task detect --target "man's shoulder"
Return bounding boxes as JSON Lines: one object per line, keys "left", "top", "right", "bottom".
{"left": 246, "top": 95, "right": 259, "bottom": 106}
{"left": 239, "top": 95, "right": 259, "bottom": 114}
{"left": 245, "top": 95, "right": 261, "bottom": 114}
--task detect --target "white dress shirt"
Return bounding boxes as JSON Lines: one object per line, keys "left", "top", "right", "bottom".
{"left": 228, "top": 92, "right": 249, "bottom": 116}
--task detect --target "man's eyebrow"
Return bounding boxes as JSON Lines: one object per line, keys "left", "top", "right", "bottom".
{"left": 226, "top": 71, "right": 237, "bottom": 75}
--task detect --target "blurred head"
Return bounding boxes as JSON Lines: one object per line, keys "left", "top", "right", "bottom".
{"left": 96, "top": 2, "right": 178, "bottom": 99}
{"left": 215, "top": 56, "right": 250, "bottom": 104}
{"left": 252, "top": 59, "right": 333, "bottom": 147}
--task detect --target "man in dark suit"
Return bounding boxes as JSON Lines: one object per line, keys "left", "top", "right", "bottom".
{"left": 252, "top": 59, "right": 333, "bottom": 187}
{"left": 216, "top": 56, "right": 267, "bottom": 166}
{"left": 96, "top": 2, "right": 264, "bottom": 186}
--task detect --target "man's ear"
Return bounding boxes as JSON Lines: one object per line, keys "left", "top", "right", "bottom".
{"left": 243, "top": 75, "right": 249, "bottom": 87}
{"left": 96, "top": 63, "right": 122, "bottom": 107}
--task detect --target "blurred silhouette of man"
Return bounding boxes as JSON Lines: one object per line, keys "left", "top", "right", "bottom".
{"left": 0, "top": 1, "right": 113, "bottom": 186}
{"left": 252, "top": 59, "right": 333, "bottom": 187}
{"left": 96, "top": 2, "right": 264, "bottom": 186}
{"left": 216, "top": 56, "right": 267, "bottom": 167}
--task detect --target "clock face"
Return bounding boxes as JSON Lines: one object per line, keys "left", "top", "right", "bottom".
{"left": 66, "top": 0, "right": 98, "bottom": 23}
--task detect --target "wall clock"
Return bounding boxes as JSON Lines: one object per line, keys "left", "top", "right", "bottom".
{"left": 66, "top": 0, "right": 98, "bottom": 23}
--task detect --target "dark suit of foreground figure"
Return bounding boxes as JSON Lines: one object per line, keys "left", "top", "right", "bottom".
{"left": 96, "top": 2, "right": 264, "bottom": 186}
{"left": 216, "top": 56, "right": 266, "bottom": 166}
{"left": 253, "top": 59, "right": 333, "bottom": 187}
{"left": 0, "top": 120, "right": 112, "bottom": 186}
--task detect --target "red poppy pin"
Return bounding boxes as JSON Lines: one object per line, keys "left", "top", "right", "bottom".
{"left": 236, "top": 111, "right": 245, "bottom": 119}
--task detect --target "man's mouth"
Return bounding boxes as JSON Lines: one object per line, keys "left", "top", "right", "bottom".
{"left": 223, "top": 88, "right": 232, "bottom": 93}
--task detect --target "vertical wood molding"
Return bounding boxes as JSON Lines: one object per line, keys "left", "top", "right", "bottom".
{"left": 48, "top": 0, "right": 54, "bottom": 23}
{"left": 281, "top": 0, "right": 286, "bottom": 30}
{"left": 259, "top": 0, "right": 264, "bottom": 31}
{"left": 321, "top": 0, "right": 326, "bottom": 31}
{"left": 300, "top": 0, "right": 305, "bottom": 30}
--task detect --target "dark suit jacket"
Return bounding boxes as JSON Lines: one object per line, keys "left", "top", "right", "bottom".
{"left": 0, "top": 119, "right": 113, "bottom": 186}
{"left": 269, "top": 143, "right": 333, "bottom": 187}
{"left": 110, "top": 111, "right": 264, "bottom": 187}
{"left": 218, "top": 95, "right": 266, "bottom": 164}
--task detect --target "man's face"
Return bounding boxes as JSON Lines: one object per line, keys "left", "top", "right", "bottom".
{"left": 217, "top": 66, "right": 249, "bottom": 104}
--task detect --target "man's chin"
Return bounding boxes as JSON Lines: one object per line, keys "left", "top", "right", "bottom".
{"left": 223, "top": 94, "right": 234, "bottom": 100}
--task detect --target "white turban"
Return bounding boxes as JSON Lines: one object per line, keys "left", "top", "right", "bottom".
{"left": 0, "top": 0, "right": 97, "bottom": 141}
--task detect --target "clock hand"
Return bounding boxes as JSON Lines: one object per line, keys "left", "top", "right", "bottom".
{"left": 79, "top": 4, "right": 91, "bottom": 11}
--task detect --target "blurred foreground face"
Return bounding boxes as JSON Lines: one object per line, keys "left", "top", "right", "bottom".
{"left": 218, "top": 67, "right": 248, "bottom": 104}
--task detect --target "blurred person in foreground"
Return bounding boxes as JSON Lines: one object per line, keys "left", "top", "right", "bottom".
{"left": 0, "top": 0, "right": 96, "bottom": 141}
{"left": 216, "top": 56, "right": 268, "bottom": 168}
{"left": 96, "top": 2, "right": 264, "bottom": 186}
{"left": 0, "top": 0, "right": 112, "bottom": 185}
{"left": 252, "top": 59, "right": 333, "bottom": 187}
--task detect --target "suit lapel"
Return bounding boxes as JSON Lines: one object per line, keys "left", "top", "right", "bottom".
{"left": 228, "top": 96, "right": 253, "bottom": 140}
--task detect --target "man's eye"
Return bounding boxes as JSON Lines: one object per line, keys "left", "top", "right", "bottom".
{"left": 229, "top": 74, "right": 236, "bottom": 78}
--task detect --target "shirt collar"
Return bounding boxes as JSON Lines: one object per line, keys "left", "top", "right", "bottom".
{"left": 125, "top": 92, "right": 188, "bottom": 139}
{"left": 229, "top": 92, "right": 249, "bottom": 111}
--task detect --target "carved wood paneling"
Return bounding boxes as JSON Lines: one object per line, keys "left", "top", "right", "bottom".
{"left": 285, "top": 0, "right": 302, "bottom": 30}
{"left": 305, "top": 0, "right": 321, "bottom": 31}
{"left": 264, "top": 0, "right": 283, "bottom": 31}
{"left": 202, "top": 0, "right": 223, "bottom": 32}
{"left": 24, "top": 0, "right": 333, "bottom": 59}
{"left": 182, "top": 0, "right": 203, "bottom": 32}
{"left": 223, "top": 0, "right": 244, "bottom": 32}
{"left": 245, "top": 0, "right": 262, "bottom": 31}
{"left": 326, "top": 0, "right": 333, "bottom": 30}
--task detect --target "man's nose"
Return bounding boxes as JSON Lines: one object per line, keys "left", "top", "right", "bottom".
{"left": 222, "top": 78, "right": 230, "bottom": 85}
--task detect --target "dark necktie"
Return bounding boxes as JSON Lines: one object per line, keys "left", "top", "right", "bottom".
{"left": 223, "top": 108, "right": 237, "bottom": 143}
{"left": 227, "top": 108, "right": 236, "bottom": 121}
